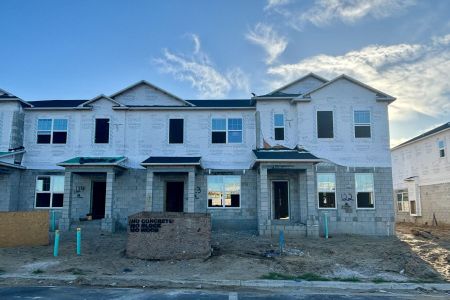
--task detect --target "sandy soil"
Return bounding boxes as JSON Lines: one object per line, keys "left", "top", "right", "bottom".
{"left": 0, "top": 224, "right": 446, "bottom": 283}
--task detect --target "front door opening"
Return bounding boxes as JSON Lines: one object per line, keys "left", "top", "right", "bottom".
{"left": 91, "top": 181, "right": 106, "bottom": 219}
{"left": 166, "top": 181, "right": 184, "bottom": 212}
{"left": 273, "top": 181, "right": 289, "bottom": 220}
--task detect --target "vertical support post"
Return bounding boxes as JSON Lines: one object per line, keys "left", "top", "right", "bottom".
{"left": 51, "top": 210, "right": 56, "bottom": 232}
{"left": 279, "top": 230, "right": 285, "bottom": 254}
{"left": 258, "top": 166, "right": 269, "bottom": 235}
{"left": 76, "top": 228, "right": 81, "bottom": 255}
{"left": 145, "top": 169, "right": 154, "bottom": 211}
{"left": 187, "top": 170, "right": 195, "bottom": 213}
{"left": 102, "top": 170, "right": 115, "bottom": 232}
{"left": 53, "top": 230, "right": 60, "bottom": 257}
{"left": 323, "top": 213, "right": 329, "bottom": 239}
{"left": 60, "top": 171, "right": 73, "bottom": 231}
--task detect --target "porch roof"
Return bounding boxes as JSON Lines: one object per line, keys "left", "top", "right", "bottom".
{"left": 141, "top": 156, "right": 202, "bottom": 166}
{"left": 57, "top": 156, "right": 127, "bottom": 167}
{"left": 252, "top": 148, "right": 321, "bottom": 162}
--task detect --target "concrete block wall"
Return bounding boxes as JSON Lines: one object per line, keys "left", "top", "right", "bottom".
{"left": 316, "top": 165, "right": 395, "bottom": 236}
{"left": 267, "top": 170, "right": 301, "bottom": 222}
{"left": 396, "top": 182, "right": 450, "bottom": 225}
{"left": 194, "top": 169, "right": 258, "bottom": 231}
{"left": 0, "top": 174, "right": 11, "bottom": 211}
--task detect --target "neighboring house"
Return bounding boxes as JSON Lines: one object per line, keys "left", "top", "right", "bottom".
{"left": 392, "top": 122, "right": 450, "bottom": 225}
{"left": 0, "top": 74, "right": 396, "bottom": 236}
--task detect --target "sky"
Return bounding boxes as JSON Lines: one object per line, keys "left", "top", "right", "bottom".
{"left": 1, "top": 0, "right": 450, "bottom": 147}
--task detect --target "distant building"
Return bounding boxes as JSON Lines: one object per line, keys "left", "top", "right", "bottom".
{"left": 392, "top": 122, "right": 450, "bottom": 225}
{"left": 0, "top": 74, "right": 396, "bottom": 236}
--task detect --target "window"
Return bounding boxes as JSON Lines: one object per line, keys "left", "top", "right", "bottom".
{"left": 207, "top": 175, "right": 240, "bottom": 208}
{"left": 438, "top": 140, "right": 446, "bottom": 158}
{"left": 355, "top": 173, "right": 374, "bottom": 209}
{"left": 95, "top": 118, "right": 110, "bottom": 144}
{"left": 35, "top": 176, "right": 64, "bottom": 208}
{"left": 354, "top": 110, "right": 371, "bottom": 138}
{"left": 317, "top": 173, "right": 336, "bottom": 208}
{"left": 317, "top": 111, "right": 334, "bottom": 138}
{"left": 396, "top": 192, "right": 409, "bottom": 212}
{"left": 37, "top": 119, "right": 68, "bottom": 144}
{"left": 169, "top": 119, "right": 184, "bottom": 144}
{"left": 211, "top": 118, "right": 243, "bottom": 144}
{"left": 274, "top": 114, "right": 285, "bottom": 140}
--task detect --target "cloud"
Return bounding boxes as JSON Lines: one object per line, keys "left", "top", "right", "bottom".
{"left": 266, "top": 0, "right": 417, "bottom": 29}
{"left": 154, "top": 35, "right": 250, "bottom": 98}
{"left": 267, "top": 34, "right": 450, "bottom": 121}
{"left": 245, "top": 23, "right": 288, "bottom": 64}
{"left": 264, "top": 0, "right": 291, "bottom": 10}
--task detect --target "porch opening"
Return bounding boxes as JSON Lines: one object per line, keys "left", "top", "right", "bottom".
{"left": 165, "top": 181, "right": 184, "bottom": 212}
{"left": 91, "top": 181, "right": 106, "bottom": 219}
{"left": 273, "top": 181, "right": 289, "bottom": 220}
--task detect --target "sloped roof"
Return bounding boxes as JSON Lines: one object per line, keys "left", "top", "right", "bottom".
{"left": 80, "top": 94, "right": 123, "bottom": 107}
{"left": 28, "top": 100, "right": 88, "bottom": 108}
{"left": 0, "top": 88, "right": 32, "bottom": 107}
{"left": 253, "top": 148, "right": 321, "bottom": 161}
{"left": 186, "top": 99, "right": 255, "bottom": 108}
{"left": 58, "top": 156, "right": 127, "bottom": 167}
{"left": 266, "top": 73, "right": 328, "bottom": 96}
{"left": 141, "top": 156, "right": 202, "bottom": 166}
{"left": 392, "top": 122, "right": 450, "bottom": 150}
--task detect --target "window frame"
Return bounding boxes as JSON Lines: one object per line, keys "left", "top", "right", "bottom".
{"left": 355, "top": 173, "right": 375, "bottom": 210}
{"left": 207, "top": 175, "right": 241, "bottom": 209}
{"left": 168, "top": 118, "right": 184, "bottom": 144}
{"left": 94, "top": 118, "right": 110, "bottom": 144}
{"left": 211, "top": 117, "right": 243, "bottom": 144}
{"left": 37, "top": 118, "right": 68, "bottom": 144}
{"left": 316, "top": 110, "right": 334, "bottom": 139}
{"left": 317, "top": 173, "right": 337, "bottom": 209}
{"left": 273, "top": 113, "right": 285, "bottom": 141}
{"left": 396, "top": 191, "right": 410, "bottom": 212}
{"left": 353, "top": 110, "right": 372, "bottom": 139}
{"left": 34, "top": 175, "right": 65, "bottom": 209}
{"left": 438, "top": 140, "right": 446, "bottom": 158}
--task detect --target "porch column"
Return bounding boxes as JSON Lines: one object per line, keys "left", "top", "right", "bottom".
{"left": 101, "top": 170, "right": 115, "bottom": 232}
{"left": 144, "top": 169, "right": 154, "bottom": 211}
{"left": 306, "top": 165, "right": 319, "bottom": 237}
{"left": 258, "top": 166, "right": 269, "bottom": 235}
{"left": 187, "top": 170, "right": 195, "bottom": 212}
{"left": 59, "top": 171, "right": 73, "bottom": 231}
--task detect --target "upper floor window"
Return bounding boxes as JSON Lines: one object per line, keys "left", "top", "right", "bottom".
{"left": 317, "top": 111, "right": 334, "bottom": 138}
{"left": 207, "top": 175, "right": 241, "bottom": 208}
{"left": 274, "top": 114, "right": 285, "bottom": 140}
{"left": 355, "top": 173, "right": 374, "bottom": 209}
{"left": 211, "top": 118, "right": 242, "bottom": 144}
{"left": 317, "top": 173, "right": 336, "bottom": 209}
{"left": 37, "top": 118, "right": 68, "bottom": 144}
{"left": 95, "top": 118, "right": 110, "bottom": 144}
{"left": 396, "top": 191, "right": 409, "bottom": 212}
{"left": 169, "top": 119, "right": 184, "bottom": 144}
{"left": 35, "top": 175, "right": 64, "bottom": 208}
{"left": 438, "top": 140, "right": 446, "bottom": 158}
{"left": 354, "top": 110, "right": 371, "bottom": 138}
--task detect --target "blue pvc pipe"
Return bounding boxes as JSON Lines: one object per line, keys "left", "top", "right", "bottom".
{"left": 76, "top": 228, "right": 81, "bottom": 256}
{"left": 53, "top": 230, "right": 60, "bottom": 257}
{"left": 324, "top": 213, "right": 329, "bottom": 239}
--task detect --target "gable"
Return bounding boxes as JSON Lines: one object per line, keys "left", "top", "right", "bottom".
{"left": 278, "top": 76, "right": 327, "bottom": 95}
{"left": 111, "top": 82, "right": 189, "bottom": 106}
{"left": 309, "top": 77, "right": 378, "bottom": 100}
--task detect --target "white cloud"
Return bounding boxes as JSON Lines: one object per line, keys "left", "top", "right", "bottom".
{"left": 264, "top": 0, "right": 291, "bottom": 10}
{"left": 267, "top": 35, "right": 450, "bottom": 121}
{"left": 266, "top": 0, "right": 416, "bottom": 29}
{"left": 245, "top": 23, "right": 288, "bottom": 64}
{"left": 154, "top": 35, "right": 250, "bottom": 98}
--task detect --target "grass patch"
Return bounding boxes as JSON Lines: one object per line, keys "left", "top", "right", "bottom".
{"left": 32, "top": 269, "right": 44, "bottom": 274}
{"left": 372, "top": 277, "right": 390, "bottom": 284}
{"left": 261, "top": 272, "right": 330, "bottom": 281}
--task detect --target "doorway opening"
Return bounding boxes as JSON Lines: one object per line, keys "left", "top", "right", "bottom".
{"left": 166, "top": 181, "right": 184, "bottom": 212}
{"left": 91, "top": 181, "right": 106, "bottom": 219}
{"left": 272, "top": 181, "right": 289, "bottom": 220}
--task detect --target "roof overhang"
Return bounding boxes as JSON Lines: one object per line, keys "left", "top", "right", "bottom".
{"left": 113, "top": 106, "right": 255, "bottom": 111}
{"left": 0, "top": 161, "right": 26, "bottom": 170}
{"left": 0, "top": 150, "right": 25, "bottom": 159}
{"left": 57, "top": 156, "right": 127, "bottom": 168}
{"left": 141, "top": 156, "right": 202, "bottom": 167}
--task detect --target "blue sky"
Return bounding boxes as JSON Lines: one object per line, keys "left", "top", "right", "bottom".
{"left": 1, "top": 0, "right": 450, "bottom": 146}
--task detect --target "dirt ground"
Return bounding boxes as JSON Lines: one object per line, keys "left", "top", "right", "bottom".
{"left": 0, "top": 223, "right": 448, "bottom": 283}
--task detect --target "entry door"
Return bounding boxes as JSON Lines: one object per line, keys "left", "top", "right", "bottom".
{"left": 166, "top": 181, "right": 184, "bottom": 212}
{"left": 91, "top": 181, "right": 106, "bottom": 219}
{"left": 273, "top": 181, "right": 289, "bottom": 220}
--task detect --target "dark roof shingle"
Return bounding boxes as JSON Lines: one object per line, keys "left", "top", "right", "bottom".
{"left": 142, "top": 156, "right": 201, "bottom": 165}
{"left": 394, "top": 122, "right": 450, "bottom": 149}
{"left": 253, "top": 148, "right": 320, "bottom": 161}
{"left": 28, "top": 100, "right": 88, "bottom": 108}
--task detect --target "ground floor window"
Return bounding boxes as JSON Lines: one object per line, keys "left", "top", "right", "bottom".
{"left": 355, "top": 173, "right": 374, "bottom": 209}
{"left": 317, "top": 173, "right": 336, "bottom": 208}
{"left": 396, "top": 191, "right": 409, "bottom": 212}
{"left": 35, "top": 175, "right": 65, "bottom": 208}
{"left": 207, "top": 175, "right": 241, "bottom": 208}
